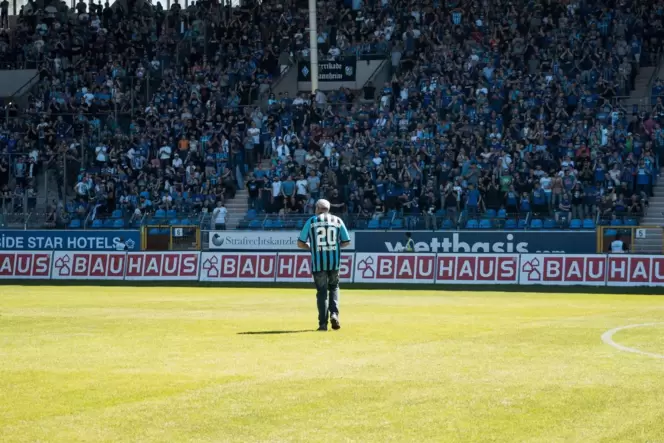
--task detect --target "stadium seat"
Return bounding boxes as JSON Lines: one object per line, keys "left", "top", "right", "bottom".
{"left": 169, "top": 219, "right": 179, "bottom": 226}
{"left": 113, "top": 219, "right": 125, "bottom": 228}
{"left": 442, "top": 219, "right": 455, "bottom": 230}
{"left": 391, "top": 218, "right": 404, "bottom": 229}
{"left": 248, "top": 220, "right": 262, "bottom": 230}
{"left": 543, "top": 219, "right": 557, "bottom": 229}
{"left": 367, "top": 219, "right": 380, "bottom": 229}
{"left": 263, "top": 219, "right": 274, "bottom": 229}
{"left": 103, "top": 218, "right": 114, "bottom": 228}
{"left": 272, "top": 219, "right": 284, "bottom": 229}
{"left": 624, "top": 218, "right": 638, "bottom": 226}
{"left": 246, "top": 209, "right": 258, "bottom": 220}
{"left": 111, "top": 209, "right": 123, "bottom": 219}
{"left": 379, "top": 218, "right": 392, "bottom": 229}
{"left": 91, "top": 219, "right": 104, "bottom": 229}
{"left": 517, "top": 219, "right": 528, "bottom": 230}
{"left": 479, "top": 219, "right": 492, "bottom": 229}
{"left": 569, "top": 219, "right": 583, "bottom": 229}
{"left": 504, "top": 219, "right": 517, "bottom": 229}
{"left": 68, "top": 219, "right": 81, "bottom": 229}
{"left": 180, "top": 219, "right": 191, "bottom": 225}
{"left": 465, "top": 219, "right": 479, "bottom": 229}
{"left": 485, "top": 209, "right": 497, "bottom": 218}
{"left": 497, "top": 209, "right": 507, "bottom": 219}
{"left": 166, "top": 209, "right": 177, "bottom": 219}
{"left": 610, "top": 219, "right": 623, "bottom": 226}
{"left": 149, "top": 228, "right": 160, "bottom": 235}
{"left": 582, "top": 219, "right": 596, "bottom": 229}
{"left": 530, "top": 219, "right": 543, "bottom": 229}
{"left": 154, "top": 209, "right": 166, "bottom": 219}
{"left": 605, "top": 229, "right": 618, "bottom": 237}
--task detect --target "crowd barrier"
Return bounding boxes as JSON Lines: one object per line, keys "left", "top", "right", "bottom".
{"left": 2, "top": 251, "right": 664, "bottom": 287}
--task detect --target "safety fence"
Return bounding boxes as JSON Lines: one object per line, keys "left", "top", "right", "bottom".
{"left": 2, "top": 251, "right": 664, "bottom": 287}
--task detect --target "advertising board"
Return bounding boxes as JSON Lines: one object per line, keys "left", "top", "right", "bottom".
{"left": 5, "top": 251, "right": 664, "bottom": 287}
{"left": 353, "top": 231, "right": 596, "bottom": 254}
{"left": 200, "top": 252, "right": 354, "bottom": 283}
{"left": 208, "top": 231, "right": 355, "bottom": 251}
{"left": 0, "top": 252, "right": 52, "bottom": 279}
{"left": 297, "top": 57, "right": 356, "bottom": 82}
{"left": 0, "top": 230, "right": 140, "bottom": 251}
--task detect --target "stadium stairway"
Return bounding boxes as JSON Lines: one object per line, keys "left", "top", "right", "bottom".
{"left": 225, "top": 189, "right": 249, "bottom": 229}
{"left": 635, "top": 180, "right": 664, "bottom": 253}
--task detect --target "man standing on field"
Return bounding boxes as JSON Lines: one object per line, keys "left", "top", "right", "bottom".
{"left": 297, "top": 199, "right": 352, "bottom": 331}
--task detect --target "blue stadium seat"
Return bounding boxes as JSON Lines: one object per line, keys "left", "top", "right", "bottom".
{"left": 497, "top": 209, "right": 507, "bottom": 219}
{"left": 103, "top": 218, "right": 114, "bottom": 228}
{"left": 442, "top": 219, "right": 455, "bottom": 230}
{"left": 180, "top": 219, "right": 191, "bottom": 225}
{"left": 68, "top": 219, "right": 81, "bottom": 229}
{"left": 391, "top": 218, "right": 404, "bottom": 229}
{"left": 582, "top": 218, "right": 596, "bottom": 229}
{"left": 517, "top": 219, "right": 528, "bottom": 230}
{"left": 379, "top": 218, "right": 392, "bottom": 229}
{"left": 605, "top": 229, "right": 618, "bottom": 237}
{"left": 624, "top": 218, "right": 638, "bottom": 226}
{"left": 530, "top": 219, "right": 543, "bottom": 229}
{"left": 169, "top": 219, "right": 179, "bottom": 225}
{"left": 569, "top": 219, "right": 583, "bottom": 229}
{"left": 155, "top": 209, "right": 166, "bottom": 219}
{"left": 113, "top": 219, "right": 125, "bottom": 228}
{"left": 111, "top": 209, "right": 123, "bottom": 219}
{"left": 543, "top": 219, "right": 557, "bottom": 229}
{"left": 504, "top": 219, "right": 517, "bottom": 229}
{"left": 465, "top": 219, "right": 479, "bottom": 229}
{"left": 166, "top": 209, "right": 177, "bottom": 218}
{"left": 248, "top": 220, "right": 262, "bottom": 230}
{"left": 263, "top": 219, "right": 274, "bottom": 229}
{"left": 246, "top": 209, "right": 258, "bottom": 220}
{"left": 610, "top": 219, "right": 623, "bottom": 226}
{"left": 91, "top": 219, "right": 104, "bottom": 229}
{"left": 367, "top": 219, "right": 380, "bottom": 229}
{"left": 149, "top": 228, "right": 160, "bottom": 235}
{"left": 479, "top": 219, "right": 492, "bottom": 229}
{"left": 272, "top": 219, "right": 284, "bottom": 229}
{"left": 296, "top": 218, "right": 306, "bottom": 229}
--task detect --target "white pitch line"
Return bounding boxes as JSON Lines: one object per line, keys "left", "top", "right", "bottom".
{"left": 601, "top": 323, "right": 664, "bottom": 360}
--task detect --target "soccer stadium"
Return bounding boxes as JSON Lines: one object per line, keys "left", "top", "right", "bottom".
{"left": 2, "top": 0, "right": 664, "bottom": 441}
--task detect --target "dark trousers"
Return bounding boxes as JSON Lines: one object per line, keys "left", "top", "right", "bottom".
{"left": 313, "top": 270, "right": 340, "bottom": 327}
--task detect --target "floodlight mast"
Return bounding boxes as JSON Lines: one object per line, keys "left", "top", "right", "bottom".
{"left": 308, "top": 0, "right": 319, "bottom": 93}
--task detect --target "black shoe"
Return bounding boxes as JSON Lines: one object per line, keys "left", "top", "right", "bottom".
{"left": 317, "top": 326, "right": 328, "bottom": 331}
{"left": 330, "top": 313, "right": 341, "bottom": 330}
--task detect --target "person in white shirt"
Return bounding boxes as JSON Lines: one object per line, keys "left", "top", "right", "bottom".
{"left": 212, "top": 202, "right": 228, "bottom": 230}
{"left": 610, "top": 235, "right": 626, "bottom": 253}
{"left": 172, "top": 153, "right": 183, "bottom": 169}
{"left": 115, "top": 238, "right": 128, "bottom": 251}
{"left": 95, "top": 145, "right": 107, "bottom": 166}
{"left": 159, "top": 145, "right": 172, "bottom": 168}
{"left": 295, "top": 174, "right": 309, "bottom": 201}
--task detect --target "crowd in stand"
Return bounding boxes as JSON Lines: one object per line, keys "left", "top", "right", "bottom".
{"left": 0, "top": 0, "right": 663, "bottom": 230}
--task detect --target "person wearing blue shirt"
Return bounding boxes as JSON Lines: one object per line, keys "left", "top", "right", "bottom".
{"left": 297, "top": 199, "right": 352, "bottom": 331}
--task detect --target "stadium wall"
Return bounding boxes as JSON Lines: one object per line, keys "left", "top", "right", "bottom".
{"left": 2, "top": 251, "right": 663, "bottom": 287}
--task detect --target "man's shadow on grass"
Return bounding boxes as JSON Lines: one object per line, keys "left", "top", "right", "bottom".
{"left": 238, "top": 330, "right": 313, "bottom": 335}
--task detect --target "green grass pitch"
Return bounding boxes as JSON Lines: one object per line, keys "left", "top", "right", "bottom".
{"left": 2, "top": 286, "right": 664, "bottom": 442}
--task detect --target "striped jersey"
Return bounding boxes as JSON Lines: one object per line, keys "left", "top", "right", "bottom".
{"left": 298, "top": 213, "right": 351, "bottom": 272}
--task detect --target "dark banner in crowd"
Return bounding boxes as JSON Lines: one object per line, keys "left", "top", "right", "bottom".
{"left": 297, "top": 57, "right": 357, "bottom": 82}
{"left": 0, "top": 230, "right": 141, "bottom": 251}
{"left": 353, "top": 231, "right": 597, "bottom": 254}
